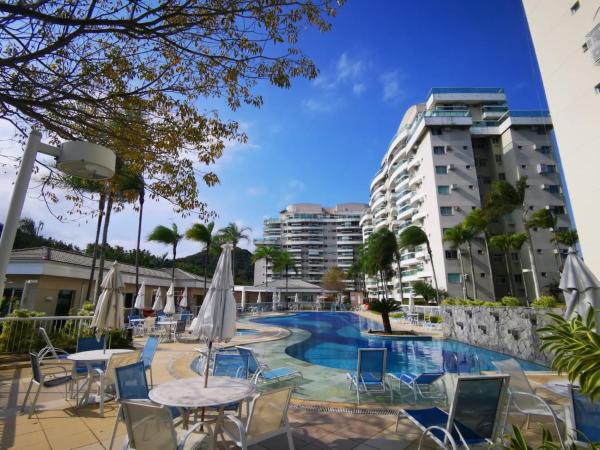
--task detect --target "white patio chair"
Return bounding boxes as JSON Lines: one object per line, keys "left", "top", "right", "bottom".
{"left": 492, "top": 358, "right": 564, "bottom": 446}
{"left": 90, "top": 350, "right": 141, "bottom": 416}
{"left": 220, "top": 386, "right": 295, "bottom": 450}
{"left": 120, "top": 399, "right": 211, "bottom": 450}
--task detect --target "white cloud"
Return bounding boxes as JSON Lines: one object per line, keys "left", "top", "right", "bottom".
{"left": 312, "top": 52, "right": 366, "bottom": 92}
{"left": 380, "top": 71, "right": 405, "bottom": 103}
{"left": 302, "top": 98, "right": 334, "bottom": 113}
{"left": 352, "top": 83, "right": 366, "bottom": 95}
{"left": 246, "top": 186, "right": 266, "bottom": 197}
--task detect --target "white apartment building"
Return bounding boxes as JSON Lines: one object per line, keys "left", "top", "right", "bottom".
{"left": 522, "top": 0, "right": 600, "bottom": 276}
{"left": 254, "top": 203, "right": 367, "bottom": 289}
{"left": 362, "top": 88, "right": 571, "bottom": 302}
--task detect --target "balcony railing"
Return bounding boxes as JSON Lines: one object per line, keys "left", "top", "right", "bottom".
{"left": 429, "top": 87, "right": 505, "bottom": 95}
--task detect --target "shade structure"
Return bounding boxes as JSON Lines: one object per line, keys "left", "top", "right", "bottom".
{"left": 91, "top": 262, "right": 125, "bottom": 340}
{"left": 561, "top": 247, "right": 600, "bottom": 333}
{"left": 179, "top": 287, "right": 188, "bottom": 308}
{"left": 133, "top": 282, "right": 145, "bottom": 309}
{"left": 256, "top": 292, "right": 262, "bottom": 304}
{"left": 192, "top": 243, "right": 237, "bottom": 389}
{"left": 164, "top": 283, "right": 176, "bottom": 315}
{"left": 152, "top": 287, "right": 164, "bottom": 311}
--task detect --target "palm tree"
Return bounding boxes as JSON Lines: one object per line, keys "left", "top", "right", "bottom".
{"left": 551, "top": 229, "right": 578, "bottom": 271}
{"left": 365, "top": 230, "right": 396, "bottom": 300}
{"left": 527, "top": 208, "right": 561, "bottom": 272}
{"left": 273, "top": 250, "right": 297, "bottom": 304}
{"left": 485, "top": 176, "right": 542, "bottom": 299}
{"left": 218, "top": 223, "right": 251, "bottom": 283}
{"left": 399, "top": 226, "right": 440, "bottom": 304}
{"left": 463, "top": 208, "right": 496, "bottom": 299}
{"left": 368, "top": 298, "right": 401, "bottom": 334}
{"left": 488, "top": 233, "right": 527, "bottom": 298}
{"left": 185, "top": 222, "right": 216, "bottom": 299}
{"left": 148, "top": 223, "right": 183, "bottom": 281}
{"left": 443, "top": 225, "right": 468, "bottom": 299}
{"left": 252, "top": 246, "right": 279, "bottom": 287}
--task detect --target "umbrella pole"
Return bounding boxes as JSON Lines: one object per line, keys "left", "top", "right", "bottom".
{"left": 200, "top": 340, "right": 213, "bottom": 431}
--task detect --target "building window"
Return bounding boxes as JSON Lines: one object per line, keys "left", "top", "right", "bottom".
{"left": 571, "top": 1, "right": 580, "bottom": 14}
{"left": 547, "top": 185, "right": 560, "bottom": 194}
{"left": 491, "top": 137, "right": 499, "bottom": 144}
{"left": 431, "top": 128, "right": 442, "bottom": 135}
{"left": 448, "top": 273, "right": 461, "bottom": 284}
{"left": 521, "top": 164, "right": 527, "bottom": 169}
{"left": 514, "top": 274, "right": 523, "bottom": 283}
{"left": 445, "top": 250, "right": 458, "bottom": 260}
{"left": 438, "top": 185, "right": 450, "bottom": 195}
{"left": 466, "top": 165, "right": 471, "bottom": 169}
{"left": 536, "top": 249, "right": 543, "bottom": 254}
{"left": 483, "top": 176, "right": 492, "bottom": 184}
{"left": 476, "top": 158, "right": 487, "bottom": 167}
{"left": 551, "top": 205, "right": 566, "bottom": 215}
{"left": 541, "top": 272, "right": 548, "bottom": 278}
{"left": 463, "top": 146, "right": 468, "bottom": 150}
{"left": 498, "top": 173, "right": 506, "bottom": 181}
{"left": 440, "top": 206, "right": 453, "bottom": 216}
{"left": 511, "top": 253, "right": 519, "bottom": 262}
{"left": 435, "top": 165, "right": 448, "bottom": 174}
{"left": 496, "top": 276, "right": 507, "bottom": 284}
{"left": 539, "top": 164, "right": 557, "bottom": 174}
{"left": 540, "top": 145, "right": 551, "bottom": 154}
{"left": 468, "top": 185, "right": 474, "bottom": 190}
{"left": 477, "top": 249, "right": 483, "bottom": 255}
{"left": 480, "top": 273, "right": 486, "bottom": 278}
{"left": 433, "top": 146, "right": 445, "bottom": 155}
{"left": 495, "top": 154, "right": 503, "bottom": 163}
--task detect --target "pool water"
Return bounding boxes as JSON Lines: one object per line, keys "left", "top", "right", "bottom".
{"left": 252, "top": 312, "right": 547, "bottom": 373}
{"left": 235, "top": 328, "right": 259, "bottom": 336}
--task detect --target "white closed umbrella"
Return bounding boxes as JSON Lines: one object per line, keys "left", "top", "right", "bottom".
{"left": 272, "top": 290, "right": 279, "bottom": 311}
{"left": 91, "top": 262, "right": 125, "bottom": 346}
{"left": 561, "top": 247, "right": 600, "bottom": 333}
{"left": 134, "top": 282, "right": 146, "bottom": 310}
{"left": 257, "top": 292, "right": 262, "bottom": 303}
{"left": 152, "top": 287, "right": 164, "bottom": 312}
{"left": 408, "top": 292, "right": 415, "bottom": 314}
{"left": 241, "top": 288, "right": 246, "bottom": 312}
{"left": 192, "top": 243, "right": 237, "bottom": 387}
{"left": 179, "top": 287, "right": 188, "bottom": 308}
{"left": 164, "top": 283, "right": 176, "bottom": 315}
{"left": 294, "top": 293, "right": 300, "bottom": 303}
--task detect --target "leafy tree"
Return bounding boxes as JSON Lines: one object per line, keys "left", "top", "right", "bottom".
{"left": 364, "top": 230, "right": 394, "bottom": 299}
{"left": 273, "top": 250, "right": 297, "bottom": 303}
{"left": 2, "top": 0, "right": 341, "bottom": 216}
{"left": 399, "top": 226, "right": 440, "bottom": 304}
{"left": 11, "top": 218, "right": 78, "bottom": 252}
{"left": 368, "top": 298, "right": 401, "bottom": 334}
{"left": 185, "top": 222, "right": 217, "bottom": 298}
{"left": 412, "top": 280, "right": 439, "bottom": 304}
{"left": 485, "top": 177, "right": 542, "bottom": 299}
{"left": 488, "top": 233, "right": 527, "bottom": 299}
{"left": 322, "top": 266, "right": 346, "bottom": 302}
{"left": 218, "top": 223, "right": 252, "bottom": 284}
{"left": 443, "top": 225, "right": 469, "bottom": 300}
{"left": 252, "top": 246, "right": 280, "bottom": 287}
{"left": 148, "top": 224, "right": 183, "bottom": 281}
{"left": 552, "top": 229, "right": 579, "bottom": 247}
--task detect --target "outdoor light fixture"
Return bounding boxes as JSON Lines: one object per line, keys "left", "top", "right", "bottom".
{"left": 0, "top": 130, "right": 116, "bottom": 296}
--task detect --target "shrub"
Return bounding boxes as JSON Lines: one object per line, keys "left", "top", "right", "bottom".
{"left": 482, "top": 301, "right": 502, "bottom": 307}
{"left": 532, "top": 295, "right": 557, "bottom": 309}
{"left": 428, "top": 315, "right": 443, "bottom": 323}
{"left": 390, "top": 312, "right": 404, "bottom": 319}
{"left": 0, "top": 309, "right": 46, "bottom": 353}
{"left": 500, "top": 296, "right": 520, "bottom": 307}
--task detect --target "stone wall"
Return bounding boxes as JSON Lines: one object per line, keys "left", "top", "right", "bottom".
{"left": 440, "top": 306, "right": 562, "bottom": 366}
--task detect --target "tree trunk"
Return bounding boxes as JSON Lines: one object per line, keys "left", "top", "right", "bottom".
{"left": 483, "top": 235, "right": 497, "bottom": 300}
{"left": 504, "top": 251, "right": 515, "bottom": 296}
{"left": 203, "top": 243, "right": 209, "bottom": 302}
{"left": 265, "top": 256, "right": 269, "bottom": 287}
{"left": 285, "top": 266, "right": 289, "bottom": 308}
{"left": 94, "top": 193, "right": 113, "bottom": 303}
{"left": 382, "top": 312, "right": 392, "bottom": 334}
{"left": 518, "top": 257, "right": 530, "bottom": 306}
{"left": 427, "top": 243, "right": 440, "bottom": 304}
{"left": 466, "top": 240, "right": 478, "bottom": 299}
{"left": 231, "top": 245, "right": 236, "bottom": 286}
{"left": 524, "top": 223, "right": 541, "bottom": 299}
{"left": 86, "top": 193, "right": 105, "bottom": 301}
{"left": 171, "top": 242, "right": 177, "bottom": 281}
{"left": 134, "top": 188, "right": 144, "bottom": 294}
{"left": 458, "top": 249, "right": 467, "bottom": 300}
{"left": 395, "top": 251, "right": 404, "bottom": 303}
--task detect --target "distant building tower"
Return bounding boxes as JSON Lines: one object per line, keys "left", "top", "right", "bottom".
{"left": 362, "top": 88, "right": 571, "bottom": 302}
{"left": 254, "top": 203, "right": 367, "bottom": 290}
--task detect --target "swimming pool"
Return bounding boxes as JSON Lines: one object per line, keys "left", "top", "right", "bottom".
{"left": 252, "top": 312, "right": 546, "bottom": 373}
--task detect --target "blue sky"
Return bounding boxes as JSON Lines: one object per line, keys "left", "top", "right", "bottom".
{"left": 0, "top": 0, "right": 552, "bottom": 257}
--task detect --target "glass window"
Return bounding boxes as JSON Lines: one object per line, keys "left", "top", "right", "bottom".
{"left": 438, "top": 185, "right": 450, "bottom": 195}
{"left": 433, "top": 146, "right": 445, "bottom": 155}
{"left": 431, "top": 128, "right": 443, "bottom": 135}
{"left": 440, "top": 206, "right": 453, "bottom": 216}
{"left": 551, "top": 205, "right": 566, "bottom": 214}
{"left": 435, "top": 165, "right": 448, "bottom": 174}
{"left": 448, "top": 273, "right": 461, "bottom": 284}
{"left": 495, "top": 154, "right": 502, "bottom": 163}
{"left": 498, "top": 173, "right": 506, "bottom": 181}
{"left": 540, "top": 145, "right": 551, "bottom": 154}
{"left": 514, "top": 274, "right": 523, "bottom": 283}
{"left": 445, "top": 250, "right": 458, "bottom": 259}
{"left": 547, "top": 185, "right": 560, "bottom": 194}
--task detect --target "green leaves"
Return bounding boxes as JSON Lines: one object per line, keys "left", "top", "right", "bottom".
{"left": 539, "top": 311, "right": 600, "bottom": 401}
{"left": 368, "top": 298, "right": 402, "bottom": 314}
{"left": 398, "top": 226, "right": 428, "bottom": 249}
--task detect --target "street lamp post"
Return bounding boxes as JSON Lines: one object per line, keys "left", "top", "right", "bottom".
{"left": 0, "top": 130, "right": 116, "bottom": 297}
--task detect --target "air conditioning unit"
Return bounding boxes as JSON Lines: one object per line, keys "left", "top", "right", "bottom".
{"left": 450, "top": 184, "right": 459, "bottom": 190}
{"left": 446, "top": 146, "right": 453, "bottom": 152}
{"left": 447, "top": 164, "right": 455, "bottom": 171}
{"left": 454, "top": 206, "right": 462, "bottom": 212}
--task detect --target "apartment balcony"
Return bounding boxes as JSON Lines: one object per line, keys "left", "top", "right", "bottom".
{"left": 408, "top": 175, "right": 423, "bottom": 188}
{"left": 482, "top": 105, "right": 508, "bottom": 119}
{"left": 370, "top": 167, "right": 387, "bottom": 192}
{"left": 284, "top": 240, "right": 323, "bottom": 246}
{"left": 373, "top": 206, "right": 388, "bottom": 219}
{"left": 407, "top": 158, "right": 421, "bottom": 171}
{"left": 371, "top": 195, "right": 387, "bottom": 210}
{"left": 397, "top": 205, "right": 414, "bottom": 221}
{"left": 410, "top": 192, "right": 425, "bottom": 206}
{"left": 395, "top": 191, "right": 414, "bottom": 207}
{"left": 412, "top": 209, "right": 427, "bottom": 221}
{"left": 426, "top": 87, "right": 506, "bottom": 108}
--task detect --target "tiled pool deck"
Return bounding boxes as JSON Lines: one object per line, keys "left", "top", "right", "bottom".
{"left": 0, "top": 312, "right": 568, "bottom": 449}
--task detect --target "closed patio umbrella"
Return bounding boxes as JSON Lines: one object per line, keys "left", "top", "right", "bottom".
{"left": 192, "top": 243, "right": 237, "bottom": 387}
{"left": 91, "top": 262, "right": 125, "bottom": 346}
{"left": 257, "top": 292, "right": 262, "bottom": 303}
{"left": 295, "top": 293, "right": 300, "bottom": 303}
{"left": 179, "top": 287, "right": 188, "bottom": 308}
{"left": 561, "top": 247, "right": 600, "bottom": 333}
{"left": 164, "top": 283, "right": 176, "bottom": 315}
{"left": 152, "top": 287, "right": 164, "bottom": 312}
{"left": 134, "top": 282, "right": 145, "bottom": 311}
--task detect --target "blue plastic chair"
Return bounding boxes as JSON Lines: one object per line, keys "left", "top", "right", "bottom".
{"left": 213, "top": 353, "right": 250, "bottom": 379}
{"left": 345, "top": 348, "right": 389, "bottom": 405}
{"left": 141, "top": 336, "right": 159, "bottom": 386}
{"left": 442, "top": 350, "right": 459, "bottom": 374}
{"left": 110, "top": 362, "right": 180, "bottom": 449}
{"left": 236, "top": 346, "right": 303, "bottom": 384}
{"left": 568, "top": 386, "right": 600, "bottom": 446}
{"left": 74, "top": 336, "right": 106, "bottom": 373}
{"left": 387, "top": 372, "right": 446, "bottom": 404}
{"left": 399, "top": 374, "right": 510, "bottom": 449}
{"left": 22, "top": 352, "right": 72, "bottom": 418}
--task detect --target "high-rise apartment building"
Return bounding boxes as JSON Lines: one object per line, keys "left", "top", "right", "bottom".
{"left": 254, "top": 203, "right": 367, "bottom": 289}
{"left": 362, "top": 88, "right": 570, "bottom": 302}
{"left": 522, "top": 0, "right": 600, "bottom": 275}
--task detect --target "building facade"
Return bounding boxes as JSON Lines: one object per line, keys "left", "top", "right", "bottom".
{"left": 362, "top": 88, "right": 571, "bottom": 303}
{"left": 522, "top": 0, "right": 600, "bottom": 276}
{"left": 254, "top": 203, "right": 367, "bottom": 289}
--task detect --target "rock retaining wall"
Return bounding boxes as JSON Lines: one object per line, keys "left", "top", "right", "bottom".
{"left": 440, "top": 306, "right": 562, "bottom": 366}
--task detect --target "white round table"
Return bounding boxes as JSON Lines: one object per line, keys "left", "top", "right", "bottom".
{"left": 68, "top": 349, "right": 134, "bottom": 409}
{"left": 150, "top": 376, "right": 255, "bottom": 448}
{"left": 157, "top": 320, "right": 178, "bottom": 342}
